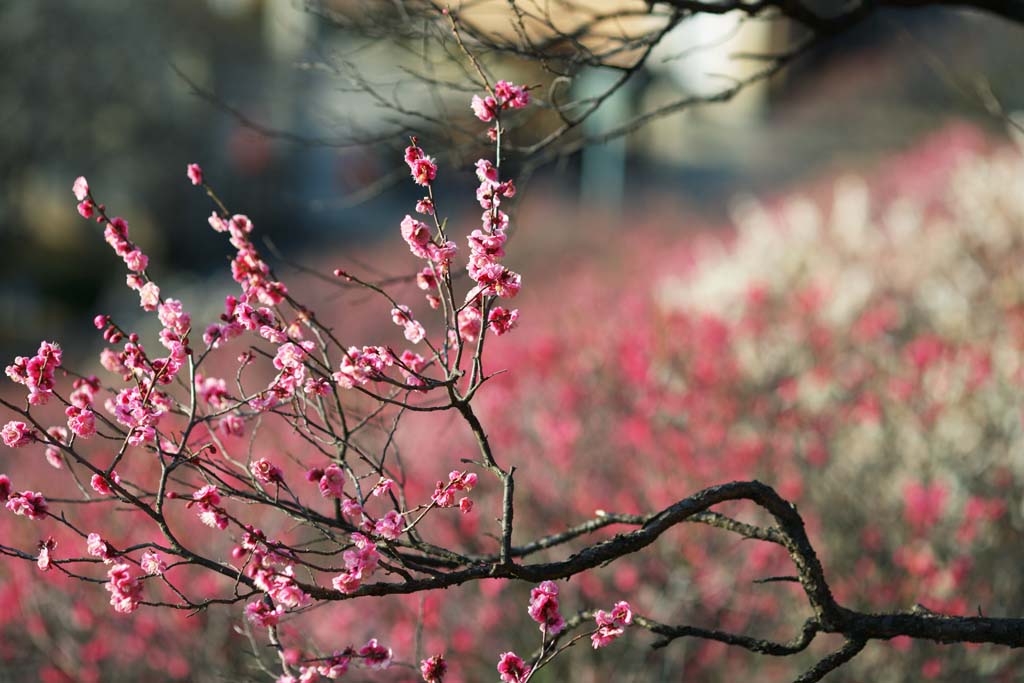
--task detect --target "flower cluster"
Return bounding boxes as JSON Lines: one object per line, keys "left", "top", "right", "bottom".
{"left": 496, "top": 652, "right": 531, "bottom": 683}
{"left": 470, "top": 80, "right": 530, "bottom": 123}
{"left": 391, "top": 305, "right": 426, "bottom": 344}
{"left": 315, "top": 464, "right": 345, "bottom": 499}
{"left": 333, "top": 345, "right": 393, "bottom": 389}
{"left": 373, "top": 509, "right": 403, "bottom": 541}
{"left": 5, "top": 489, "right": 48, "bottom": 520}
{"left": 331, "top": 532, "right": 380, "bottom": 594}
{"left": 591, "top": 601, "right": 633, "bottom": 649}
{"left": 5, "top": 340, "right": 62, "bottom": 405}
{"left": 245, "top": 598, "right": 285, "bottom": 628}
{"left": 105, "top": 386, "right": 168, "bottom": 446}
{"left": 431, "top": 470, "right": 477, "bottom": 513}
{"left": 73, "top": 176, "right": 93, "bottom": 217}
{"left": 243, "top": 531, "right": 310, "bottom": 610}
{"left": 105, "top": 563, "right": 143, "bottom": 614}
{"left": 404, "top": 139, "right": 438, "bottom": 187}
{"left": 209, "top": 211, "right": 288, "bottom": 307}
{"left": 527, "top": 580, "right": 565, "bottom": 635}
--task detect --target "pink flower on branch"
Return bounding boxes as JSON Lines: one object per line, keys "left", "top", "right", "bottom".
{"left": 6, "top": 491, "right": 47, "bottom": 520}
{"left": 87, "top": 532, "right": 115, "bottom": 563}
{"left": 358, "top": 638, "right": 392, "bottom": 670}
{"left": 591, "top": 601, "right": 633, "bottom": 649}
{"left": 2, "top": 421, "right": 36, "bottom": 448}
{"left": 318, "top": 464, "right": 345, "bottom": 498}
{"left": 245, "top": 599, "right": 284, "bottom": 628}
{"left": 251, "top": 458, "right": 284, "bottom": 486}
{"left": 186, "top": 163, "right": 203, "bottom": 186}
{"left": 497, "top": 652, "right": 530, "bottom": 683}
{"left": 420, "top": 654, "right": 447, "bottom": 682}
{"left": 72, "top": 176, "right": 89, "bottom": 201}
{"left": 105, "top": 563, "right": 142, "bottom": 614}
{"left": 36, "top": 537, "right": 56, "bottom": 572}
{"left": 141, "top": 550, "right": 167, "bottom": 576}
{"left": 527, "top": 580, "right": 566, "bottom": 635}
{"left": 65, "top": 406, "right": 96, "bottom": 438}
{"left": 6, "top": 340, "right": 62, "bottom": 405}
{"left": 138, "top": 281, "right": 160, "bottom": 312}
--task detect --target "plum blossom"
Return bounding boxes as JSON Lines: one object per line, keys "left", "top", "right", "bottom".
{"left": 123, "top": 249, "right": 148, "bottom": 273}
{"left": 416, "top": 267, "right": 438, "bottom": 291}
{"left": 37, "top": 537, "right": 56, "bottom": 572}
{"left": 373, "top": 510, "right": 403, "bottom": 541}
{"left": 471, "top": 94, "right": 498, "bottom": 122}
{"left": 432, "top": 470, "right": 478, "bottom": 508}
{"left": 397, "top": 350, "right": 427, "bottom": 388}
{"left": 391, "top": 305, "right": 426, "bottom": 343}
{"left": 497, "top": 652, "right": 530, "bottom": 683}
{"left": 401, "top": 215, "right": 433, "bottom": 259}
{"left": 416, "top": 197, "right": 434, "bottom": 215}
{"left": 187, "top": 163, "right": 203, "bottom": 186}
{"left": 332, "top": 533, "right": 379, "bottom": 595}
{"left": 73, "top": 176, "right": 89, "bottom": 201}
{"left": 105, "top": 563, "right": 142, "bottom": 614}
{"left": 318, "top": 464, "right": 345, "bottom": 498}
{"left": 141, "top": 550, "right": 167, "bottom": 575}
{"left": 2, "top": 421, "right": 35, "bottom": 448}
{"left": 591, "top": 601, "right": 633, "bottom": 649}
{"left": 527, "top": 580, "right": 565, "bottom": 635}
{"left": 6, "top": 340, "right": 63, "bottom": 405}
{"left": 488, "top": 307, "right": 519, "bottom": 336}
{"left": 245, "top": 599, "right": 285, "bottom": 627}
{"left": 333, "top": 346, "right": 393, "bottom": 389}
{"left": 357, "top": 639, "right": 392, "bottom": 670}
{"left": 6, "top": 491, "right": 47, "bottom": 520}
{"left": 420, "top": 654, "right": 447, "bottom": 682}
{"left": 470, "top": 81, "right": 530, "bottom": 122}
{"left": 494, "top": 80, "right": 530, "bottom": 109}
{"left": 457, "top": 306, "right": 482, "bottom": 343}
{"left": 65, "top": 406, "right": 96, "bottom": 438}
{"left": 87, "top": 532, "right": 115, "bottom": 563}
{"left": 251, "top": 458, "right": 284, "bottom": 485}
{"left": 187, "top": 484, "right": 228, "bottom": 530}
{"left": 158, "top": 299, "right": 191, "bottom": 336}
{"left": 371, "top": 478, "right": 397, "bottom": 498}
{"left": 139, "top": 282, "right": 161, "bottom": 311}
{"left": 404, "top": 141, "right": 438, "bottom": 186}
{"left": 106, "top": 386, "right": 165, "bottom": 446}
{"left": 195, "top": 374, "right": 229, "bottom": 408}
{"left": 90, "top": 473, "right": 119, "bottom": 496}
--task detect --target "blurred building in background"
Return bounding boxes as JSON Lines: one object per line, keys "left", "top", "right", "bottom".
{"left": 0, "top": 0, "right": 1020, "bottom": 360}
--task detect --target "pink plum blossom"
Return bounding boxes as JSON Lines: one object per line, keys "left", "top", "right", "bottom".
{"left": 2, "top": 421, "right": 35, "bottom": 448}
{"left": 420, "top": 654, "right": 447, "bottom": 682}
{"left": 497, "top": 652, "right": 530, "bottom": 683}
{"left": 357, "top": 639, "right": 392, "bottom": 670}
{"left": 6, "top": 491, "right": 47, "bottom": 520}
